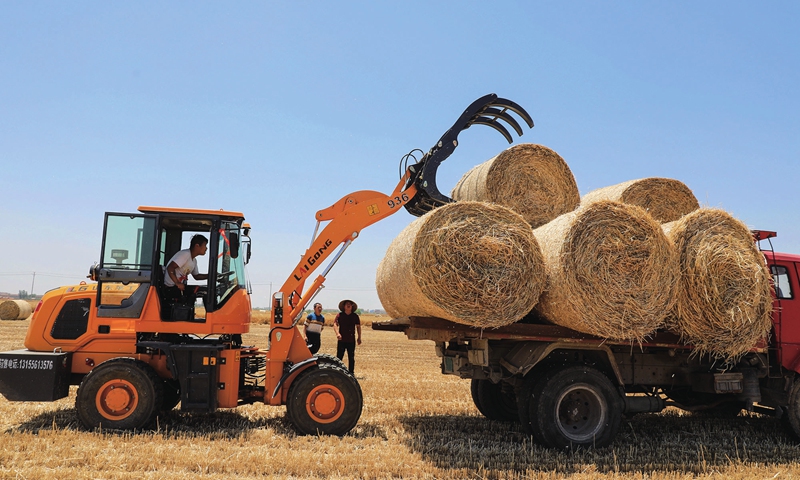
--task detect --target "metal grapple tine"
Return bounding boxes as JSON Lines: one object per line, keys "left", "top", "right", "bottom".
{"left": 403, "top": 93, "right": 534, "bottom": 217}
{"left": 470, "top": 117, "right": 514, "bottom": 143}
{"left": 477, "top": 107, "right": 525, "bottom": 137}
{"left": 491, "top": 97, "right": 535, "bottom": 129}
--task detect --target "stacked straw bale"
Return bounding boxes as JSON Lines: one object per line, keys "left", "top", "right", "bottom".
{"left": 663, "top": 208, "right": 773, "bottom": 360}
{"left": 0, "top": 300, "right": 32, "bottom": 320}
{"left": 376, "top": 201, "right": 545, "bottom": 328}
{"left": 532, "top": 200, "right": 679, "bottom": 341}
{"left": 451, "top": 144, "right": 580, "bottom": 228}
{"left": 581, "top": 177, "right": 699, "bottom": 223}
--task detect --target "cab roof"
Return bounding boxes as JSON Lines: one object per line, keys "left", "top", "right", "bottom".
{"left": 138, "top": 205, "right": 245, "bottom": 221}
{"left": 765, "top": 250, "right": 800, "bottom": 264}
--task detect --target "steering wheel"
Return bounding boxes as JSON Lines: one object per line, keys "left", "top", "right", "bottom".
{"left": 216, "top": 271, "right": 236, "bottom": 293}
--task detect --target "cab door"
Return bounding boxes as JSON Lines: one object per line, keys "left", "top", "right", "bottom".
{"left": 771, "top": 259, "right": 800, "bottom": 371}
{"left": 95, "top": 213, "right": 158, "bottom": 318}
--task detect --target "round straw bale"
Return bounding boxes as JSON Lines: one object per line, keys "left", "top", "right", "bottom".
{"left": 581, "top": 177, "right": 699, "bottom": 223}
{"left": 663, "top": 208, "right": 772, "bottom": 360}
{"left": 0, "top": 300, "right": 32, "bottom": 320}
{"left": 451, "top": 144, "right": 580, "bottom": 228}
{"left": 533, "top": 200, "right": 679, "bottom": 341}
{"left": 376, "top": 201, "right": 545, "bottom": 328}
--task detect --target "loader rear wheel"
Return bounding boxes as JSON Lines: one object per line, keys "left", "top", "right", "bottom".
{"left": 286, "top": 363, "right": 362, "bottom": 435}
{"left": 519, "top": 365, "right": 623, "bottom": 449}
{"left": 76, "top": 358, "right": 163, "bottom": 430}
{"left": 470, "top": 379, "right": 518, "bottom": 422}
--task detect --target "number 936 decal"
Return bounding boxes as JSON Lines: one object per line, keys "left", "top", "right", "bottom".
{"left": 387, "top": 193, "right": 410, "bottom": 208}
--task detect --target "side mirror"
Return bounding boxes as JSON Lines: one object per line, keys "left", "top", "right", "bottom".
{"left": 245, "top": 242, "right": 251, "bottom": 264}
{"left": 87, "top": 262, "right": 99, "bottom": 281}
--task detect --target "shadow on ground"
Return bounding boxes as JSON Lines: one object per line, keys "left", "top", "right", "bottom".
{"left": 7, "top": 407, "right": 287, "bottom": 438}
{"left": 400, "top": 411, "right": 800, "bottom": 474}
{"left": 8, "top": 405, "right": 388, "bottom": 441}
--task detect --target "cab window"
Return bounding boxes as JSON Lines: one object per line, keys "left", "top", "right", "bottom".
{"left": 215, "top": 222, "right": 246, "bottom": 308}
{"left": 772, "top": 265, "right": 793, "bottom": 299}
{"left": 97, "top": 214, "right": 155, "bottom": 316}
{"left": 102, "top": 215, "right": 155, "bottom": 270}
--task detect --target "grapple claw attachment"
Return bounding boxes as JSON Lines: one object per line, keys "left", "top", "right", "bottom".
{"left": 403, "top": 94, "right": 534, "bottom": 217}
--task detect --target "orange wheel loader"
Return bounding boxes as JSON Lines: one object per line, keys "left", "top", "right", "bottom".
{"left": 0, "top": 94, "right": 533, "bottom": 434}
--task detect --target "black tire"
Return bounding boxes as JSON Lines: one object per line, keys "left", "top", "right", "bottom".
{"left": 315, "top": 353, "right": 347, "bottom": 370}
{"left": 523, "top": 365, "right": 623, "bottom": 449}
{"left": 470, "top": 379, "right": 518, "bottom": 422}
{"left": 286, "top": 363, "right": 363, "bottom": 435}
{"left": 76, "top": 358, "right": 164, "bottom": 430}
{"left": 161, "top": 378, "right": 181, "bottom": 411}
{"left": 516, "top": 373, "right": 537, "bottom": 436}
{"left": 471, "top": 378, "right": 489, "bottom": 417}
{"left": 784, "top": 379, "right": 800, "bottom": 440}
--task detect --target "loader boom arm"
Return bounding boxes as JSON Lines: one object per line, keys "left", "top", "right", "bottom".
{"left": 271, "top": 173, "right": 417, "bottom": 326}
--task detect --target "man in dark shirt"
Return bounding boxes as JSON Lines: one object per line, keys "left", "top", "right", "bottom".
{"left": 333, "top": 299, "right": 362, "bottom": 374}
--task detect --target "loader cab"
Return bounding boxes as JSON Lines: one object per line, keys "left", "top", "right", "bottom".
{"left": 94, "top": 206, "right": 252, "bottom": 335}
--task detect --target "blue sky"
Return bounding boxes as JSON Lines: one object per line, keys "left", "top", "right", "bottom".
{"left": 1, "top": 2, "right": 798, "bottom": 310}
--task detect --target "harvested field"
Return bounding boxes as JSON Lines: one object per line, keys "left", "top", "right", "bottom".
{"left": 664, "top": 208, "right": 773, "bottom": 360}
{"left": 451, "top": 144, "right": 580, "bottom": 228}
{"left": 376, "top": 201, "right": 545, "bottom": 328}
{"left": 1, "top": 318, "right": 800, "bottom": 478}
{"left": 581, "top": 177, "right": 700, "bottom": 223}
{"left": 533, "top": 200, "right": 679, "bottom": 341}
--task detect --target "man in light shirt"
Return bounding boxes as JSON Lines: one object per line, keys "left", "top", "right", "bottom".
{"left": 163, "top": 234, "right": 209, "bottom": 312}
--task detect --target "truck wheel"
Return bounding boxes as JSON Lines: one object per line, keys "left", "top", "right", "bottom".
{"left": 286, "top": 363, "right": 363, "bottom": 435}
{"left": 470, "top": 379, "right": 518, "bottom": 422}
{"left": 76, "top": 358, "right": 164, "bottom": 430}
{"left": 523, "top": 365, "right": 623, "bottom": 449}
{"left": 516, "top": 373, "right": 538, "bottom": 436}
{"left": 784, "top": 379, "right": 800, "bottom": 440}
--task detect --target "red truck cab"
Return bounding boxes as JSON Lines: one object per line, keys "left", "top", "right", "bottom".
{"left": 753, "top": 230, "right": 800, "bottom": 373}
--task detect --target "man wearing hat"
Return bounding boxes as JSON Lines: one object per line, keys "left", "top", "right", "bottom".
{"left": 333, "top": 299, "right": 362, "bottom": 374}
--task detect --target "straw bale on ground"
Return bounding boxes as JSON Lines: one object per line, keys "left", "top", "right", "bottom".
{"left": 451, "top": 144, "right": 580, "bottom": 228}
{"left": 376, "top": 201, "right": 545, "bottom": 328}
{"left": 0, "top": 300, "right": 32, "bottom": 320}
{"left": 663, "top": 208, "right": 772, "bottom": 360}
{"left": 581, "top": 177, "right": 699, "bottom": 223}
{"left": 533, "top": 200, "right": 679, "bottom": 341}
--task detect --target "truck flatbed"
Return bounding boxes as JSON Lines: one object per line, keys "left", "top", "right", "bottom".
{"left": 372, "top": 316, "right": 688, "bottom": 349}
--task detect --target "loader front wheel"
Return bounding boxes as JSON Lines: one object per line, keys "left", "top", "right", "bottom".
{"left": 314, "top": 353, "right": 347, "bottom": 370}
{"left": 76, "top": 358, "right": 163, "bottom": 430}
{"left": 286, "top": 363, "right": 362, "bottom": 435}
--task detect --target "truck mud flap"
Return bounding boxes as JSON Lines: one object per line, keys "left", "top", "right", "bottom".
{"left": 0, "top": 349, "right": 72, "bottom": 401}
